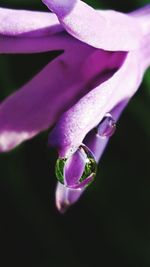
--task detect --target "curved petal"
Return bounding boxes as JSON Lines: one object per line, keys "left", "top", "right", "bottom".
{"left": 84, "top": 100, "right": 128, "bottom": 162}
{"left": 43, "top": 0, "right": 143, "bottom": 51}
{"left": 0, "top": 8, "right": 70, "bottom": 54}
{"left": 48, "top": 50, "right": 145, "bottom": 158}
{"left": 0, "top": 8, "right": 62, "bottom": 36}
{"left": 55, "top": 182, "right": 83, "bottom": 213}
{"left": 55, "top": 100, "right": 129, "bottom": 212}
{"left": 0, "top": 43, "right": 110, "bottom": 151}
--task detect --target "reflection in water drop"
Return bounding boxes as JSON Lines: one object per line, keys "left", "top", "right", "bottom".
{"left": 97, "top": 113, "right": 116, "bottom": 138}
{"left": 55, "top": 113, "right": 116, "bottom": 189}
{"left": 55, "top": 144, "right": 97, "bottom": 189}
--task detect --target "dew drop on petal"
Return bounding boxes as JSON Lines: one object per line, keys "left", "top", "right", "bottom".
{"left": 55, "top": 144, "right": 97, "bottom": 189}
{"left": 97, "top": 113, "right": 116, "bottom": 138}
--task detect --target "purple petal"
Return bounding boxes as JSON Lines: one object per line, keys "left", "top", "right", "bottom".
{"left": 130, "top": 4, "right": 150, "bottom": 35}
{"left": 0, "top": 43, "right": 108, "bottom": 151}
{"left": 0, "top": 8, "right": 72, "bottom": 54}
{"left": 0, "top": 33, "right": 72, "bottom": 54}
{"left": 49, "top": 50, "right": 146, "bottom": 158}
{"left": 64, "top": 148, "right": 86, "bottom": 188}
{"left": 43, "top": 0, "right": 76, "bottom": 17}
{"left": 43, "top": 0, "right": 143, "bottom": 51}
{"left": 84, "top": 100, "right": 128, "bottom": 162}
{"left": 0, "top": 8, "right": 62, "bottom": 36}
{"left": 55, "top": 182, "right": 83, "bottom": 213}
{"left": 55, "top": 38, "right": 150, "bottom": 210}
{"left": 55, "top": 100, "right": 129, "bottom": 212}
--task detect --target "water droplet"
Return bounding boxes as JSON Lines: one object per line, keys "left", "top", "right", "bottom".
{"left": 55, "top": 144, "right": 97, "bottom": 189}
{"left": 97, "top": 113, "right": 116, "bottom": 138}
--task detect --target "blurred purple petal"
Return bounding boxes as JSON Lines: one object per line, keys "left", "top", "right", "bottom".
{"left": 55, "top": 182, "right": 83, "bottom": 213}
{"left": 130, "top": 4, "right": 150, "bottom": 35}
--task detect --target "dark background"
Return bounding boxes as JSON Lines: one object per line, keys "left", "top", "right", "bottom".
{"left": 0, "top": 1, "right": 150, "bottom": 266}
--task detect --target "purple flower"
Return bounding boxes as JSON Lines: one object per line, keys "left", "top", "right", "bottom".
{"left": 0, "top": 1, "right": 149, "bottom": 213}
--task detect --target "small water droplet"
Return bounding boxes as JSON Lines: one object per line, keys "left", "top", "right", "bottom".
{"left": 55, "top": 144, "right": 97, "bottom": 189}
{"left": 97, "top": 113, "right": 116, "bottom": 138}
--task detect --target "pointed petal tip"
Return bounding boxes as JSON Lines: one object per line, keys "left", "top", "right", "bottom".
{"left": 55, "top": 182, "right": 83, "bottom": 213}
{"left": 56, "top": 198, "right": 70, "bottom": 214}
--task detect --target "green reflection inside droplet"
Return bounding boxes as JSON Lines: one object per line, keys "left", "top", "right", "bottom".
{"left": 55, "top": 145, "right": 97, "bottom": 189}
{"left": 79, "top": 157, "right": 97, "bottom": 183}
{"left": 55, "top": 158, "right": 67, "bottom": 185}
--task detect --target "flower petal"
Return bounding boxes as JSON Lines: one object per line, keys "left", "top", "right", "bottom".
{"left": 49, "top": 51, "right": 145, "bottom": 158}
{"left": 55, "top": 182, "right": 83, "bottom": 213}
{"left": 0, "top": 8, "right": 62, "bottom": 36}
{"left": 55, "top": 100, "right": 129, "bottom": 212}
{"left": 130, "top": 4, "right": 150, "bottom": 35}
{"left": 0, "top": 8, "right": 70, "bottom": 54}
{"left": 0, "top": 33, "right": 72, "bottom": 54}
{"left": 0, "top": 43, "right": 107, "bottom": 151}
{"left": 43, "top": 0, "right": 143, "bottom": 51}
{"left": 84, "top": 100, "right": 128, "bottom": 162}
